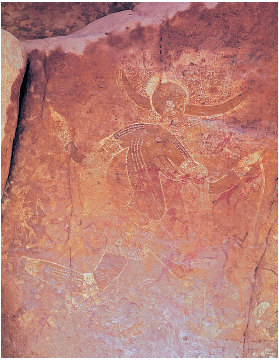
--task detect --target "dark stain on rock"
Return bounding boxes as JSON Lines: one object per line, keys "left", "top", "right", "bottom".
{"left": 129, "top": 23, "right": 146, "bottom": 42}
{"left": 2, "top": 65, "right": 26, "bottom": 193}
{"left": 6, "top": 50, "right": 47, "bottom": 187}
{"left": 107, "top": 33, "right": 125, "bottom": 49}
{"left": 106, "top": 23, "right": 158, "bottom": 50}
{"left": 3, "top": 60, "right": 30, "bottom": 188}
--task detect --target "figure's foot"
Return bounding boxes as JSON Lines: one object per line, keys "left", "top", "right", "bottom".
{"left": 18, "top": 256, "right": 99, "bottom": 298}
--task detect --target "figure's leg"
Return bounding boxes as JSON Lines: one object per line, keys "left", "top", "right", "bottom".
{"left": 226, "top": 198, "right": 231, "bottom": 216}
{"left": 18, "top": 254, "right": 128, "bottom": 295}
{"left": 156, "top": 265, "right": 168, "bottom": 282}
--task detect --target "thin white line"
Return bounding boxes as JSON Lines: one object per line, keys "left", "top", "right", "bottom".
{"left": 148, "top": 249, "right": 176, "bottom": 278}
{"left": 251, "top": 157, "right": 265, "bottom": 234}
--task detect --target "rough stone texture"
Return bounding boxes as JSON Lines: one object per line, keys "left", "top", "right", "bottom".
{"left": 1, "top": 2, "right": 138, "bottom": 41}
{"left": 1, "top": 3, "right": 278, "bottom": 358}
{"left": 1, "top": 29, "right": 27, "bottom": 195}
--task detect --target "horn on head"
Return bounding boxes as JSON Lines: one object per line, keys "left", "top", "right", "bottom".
{"left": 122, "top": 69, "right": 252, "bottom": 117}
{"left": 183, "top": 89, "right": 252, "bottom": 116}
{"left": 121, "top": 70, "right": 152, "bottom": 110}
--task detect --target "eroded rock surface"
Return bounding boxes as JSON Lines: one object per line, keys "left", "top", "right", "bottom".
{"left": 1, "top": 29, "right": 27, "bottom": 195}
{"left": 1, "top": 3, "right": 277, "bottom": 358}
{"left": 1, "top": 2, "right": 138, "bottom": 40}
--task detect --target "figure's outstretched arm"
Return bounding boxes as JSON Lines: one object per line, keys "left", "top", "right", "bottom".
{"left": 207, "top": 150, "right": 263, "bottom": 194}
{"left": 49, "top": 108, "right": 262, "bottom": 197}
{"left": 49, "top": 107, "right": 86, "bottom": 164}
{"left": 49, "top": 107, "right": 124, "bottom": 168}
{"left": 159, "top": 134, "right": 263, "bottom": 195}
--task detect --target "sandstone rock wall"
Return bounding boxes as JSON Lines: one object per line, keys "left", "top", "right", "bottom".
{"left": 1, "top": 3, "right": 278, "bottom": 358}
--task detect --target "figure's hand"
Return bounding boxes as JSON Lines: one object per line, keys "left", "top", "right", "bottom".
{"left": 81, "top": 135, "right": 123, "bottom": 169}
{"left": 49, "top": 107, "right": 73, "bottom": 146}
{"left": 234, "top": 151, "right": 263, "bottom": 177}
{"left": 179, "top": 160, "right": 208, "bottom": 187}
{"left": 99, "top": 135, "right": 123, "bottom": 157}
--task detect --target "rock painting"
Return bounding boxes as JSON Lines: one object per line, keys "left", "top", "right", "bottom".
{"left": 2, "top": 3, "right": 277, "bottom": 358}
{"left": 22, "top": 67, "right": 264, "bottom": 293}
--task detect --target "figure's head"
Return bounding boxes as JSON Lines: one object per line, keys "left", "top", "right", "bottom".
{"left": 171, "top": 251, "right": 183, "bottom": 264}
{"left": 152, "top": 82, "right": 186, "bottom": 118}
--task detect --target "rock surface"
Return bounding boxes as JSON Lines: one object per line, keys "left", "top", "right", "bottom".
{"left": 1, "top": 29, "right": 27, "bottom": 195}
{"left": 1, "top": 3, "right": 277, "bottom": 358}
{"left": 1, "top": 2, "right": 138, "bottom": 41}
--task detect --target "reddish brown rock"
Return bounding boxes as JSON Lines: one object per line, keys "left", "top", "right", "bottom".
{"left": 1, "top": 2, "right": 138, "bottom": 40}
{"left": 1, "top": 29, "right": 27, "bottom": 195}
{"left": 1, "top": 3, "right": 277, "bottom": 358}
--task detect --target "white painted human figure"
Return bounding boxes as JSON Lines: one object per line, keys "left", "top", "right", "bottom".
{"left": 47, "top": 106, "right": 262, "bottom": 292}
{"left": 19, "top": 71, "right": 263, "bottom": 295}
